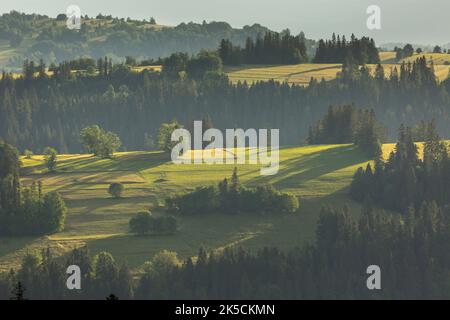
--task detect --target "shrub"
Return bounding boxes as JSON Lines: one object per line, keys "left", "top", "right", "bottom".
{"left": 129, "top": 211, "right": 178, "bottom": 235}
{"left": 129, "top": 211, "right": 152, "bottom": 234}
{"left": 43, "top": 147, "right": 57, "bottom": 172}
{"left": 24, "top": 149, "right": 33, "bottom": 159}
{"left": 108, "top": 182, "right": 124, "bottom": 199}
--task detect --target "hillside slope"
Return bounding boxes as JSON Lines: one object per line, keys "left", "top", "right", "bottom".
{"left": 0, "top": 144, "right": 379, "bottom": 272}
{"left": 225, "top": 62, "right": 450, "bottom": 85}
{"left": 0, "top": 12, "right": 273, "bottom": 69}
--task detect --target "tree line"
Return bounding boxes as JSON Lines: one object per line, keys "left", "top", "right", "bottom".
{"left": 1, "top": 56, "right": 449, "bottom": 153}
{"left": 350, "top": 121, "right": 450, "bottom": 212}
{"left": 0, "top": 140, "right": 67, "bottom": 235}
{"left": 218, "top": 30, "right": 308, "bottom": 65}
{"left": 0, "top": 247, "right": 133, "bottom": 299}
{"left": 313, "top": 33, "right": 379, "bottom": 64}
{"left": 3, "top": 200, "right": 450, "bottom": 299}
{"left": 307, "top": 105, "right": 384, "bottom": 158}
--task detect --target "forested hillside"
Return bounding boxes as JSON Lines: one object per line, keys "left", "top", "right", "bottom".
{"left": 0, "top": 11, "right": 307, "bottom": 69}
{"left": 2, "top": 7, "right": 450, "bottom": 302}
{"left": 0, "top": 55, "right": 449, "bottom": 153}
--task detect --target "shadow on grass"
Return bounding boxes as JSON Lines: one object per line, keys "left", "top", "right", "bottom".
{"left": 248, "top": 144, "right": 369, "bottom": 189}
{"left": 0, "top": 236, "right": 39, "bottom": 258}
{"left": 21, "top": 151, "right": 170, "bottom": 175}
{"left": 82, "top": 187, "right": 370, "bottom": 270}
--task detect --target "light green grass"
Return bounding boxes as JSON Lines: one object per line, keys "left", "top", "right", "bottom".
{"left": 1, "top": 144, "right": 386, "bottom": 272}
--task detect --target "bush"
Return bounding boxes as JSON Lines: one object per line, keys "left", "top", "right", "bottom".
{"left": 166, "top": 186, "right": 219, "bottom": 215}
{"left": 166, "top": 169, "right": 299, "bottom": 215}
{"left": 108, "top": 182, "right": 124, "bottom": 199}
{"left": 129, "top": 211, "right": 152, "bottom": 234}
{"left": 129, "top": 211, "right": 178, "bottom": 235}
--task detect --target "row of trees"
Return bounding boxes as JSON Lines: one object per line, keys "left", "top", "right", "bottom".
{"left": 393, "top": 44, "right": 449, "bottom": 61}
{"left": 218, "top": 31, "right": 308, "bottom": 65}
{"left": 0, "top": 141, "right": 67, "bottom": 235}
{"left": 2, "top": 11, "right": 282, "bottom": 68}
{"left": 313, "top": 33, "right": 379, "bottom": 64}
{"left": 4, "top": 200, "right": 450, "bottom": 299}
{"left": 136, "top": 202, "right": 450, "bottom": 299}
{"left": 0, "top": 247, "right": 133, "bottom": 299}
{"left": 1, "top": 56, "right": 449, "bottom": 153}
{"left": 307, "top": 105, "right": 384, "bottom": 158}
{"left": 166, "top": 168, "right": 299, "bottom": 215}
{"left": 350, "top": 121, "right": 450, "bottom": 212}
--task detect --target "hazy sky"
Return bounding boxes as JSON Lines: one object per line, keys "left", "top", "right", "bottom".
{"left": 1, "top": 0, "right": 449, "bottom": 45}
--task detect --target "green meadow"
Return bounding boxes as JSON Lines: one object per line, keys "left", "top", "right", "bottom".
{"left": 0, "top": 144, "right": 391, "bottom": 272}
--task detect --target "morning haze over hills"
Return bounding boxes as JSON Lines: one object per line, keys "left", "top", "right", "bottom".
{"left": 1, "top": 1, "right": 450, "bottom": 300}
{"left": 2, "top": 0, "right": 450, "bottom": 45}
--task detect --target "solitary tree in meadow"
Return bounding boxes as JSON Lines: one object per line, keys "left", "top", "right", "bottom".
{"left": 43, "top": 147, "right": 57, "bottom": 172}
{"left": 24, "top": 149, "right": 33, "bottom": 159}
{"left": 80, "top": 125, "right": 121, "bottom": 158}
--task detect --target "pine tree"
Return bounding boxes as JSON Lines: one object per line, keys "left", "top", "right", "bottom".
{"left": 10, "top": 281, "right": 26, "bottom": 300}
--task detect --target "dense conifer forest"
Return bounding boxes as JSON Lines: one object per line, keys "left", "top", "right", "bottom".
{"left": 218, "top": 31, "right": 308, "bottom": 65}
{"left": 1, "top": 9, "right": 450, "bottom": 302}
{"left": 2, "top": 201, "right": 450, "bottom": 299}
{"left": 351, "top": 121, "right": 450, "bottom": 212}
{"left": 0, "top": 56, "right": 448, "bottom": 153}
{"left": 313, "top": 33, "right": 380, "bottom": 64}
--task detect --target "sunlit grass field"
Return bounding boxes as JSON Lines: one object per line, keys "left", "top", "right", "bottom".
{"left": 225, "top": 62, "right": 450, "bottom": 85}
{"left": 0, "top": 144, "right": 387, "bottom": 272}
{"left": 379, "top": 51, "right": 397, "bottom": 63}
{"left": 0, "top": 40, "right": 17, "bottom": 66}
{"left": 225, "top": 63, "right": 343, "bottom": 85}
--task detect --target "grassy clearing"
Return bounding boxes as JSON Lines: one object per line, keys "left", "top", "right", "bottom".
{"left": 379, "top": 51, "right": 397, "bottom": 63}
{"left": 0, "top": 41, "right": 16, "bottom": 65}
{"left": 131, "top": 65, "right": 162, "bottom": 72}
{"left": 0, "top": 144, "right": 382, "bottom": 272}
{"left": 433, "top": 65, "right": 450, "bottom": 82}
{"left": 225, "top": 63, "right": 342, "bottom": 85}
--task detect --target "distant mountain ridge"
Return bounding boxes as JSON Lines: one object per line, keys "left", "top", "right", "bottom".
{"left": 0, "top": 11, "right": 315, "bottom": 69}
